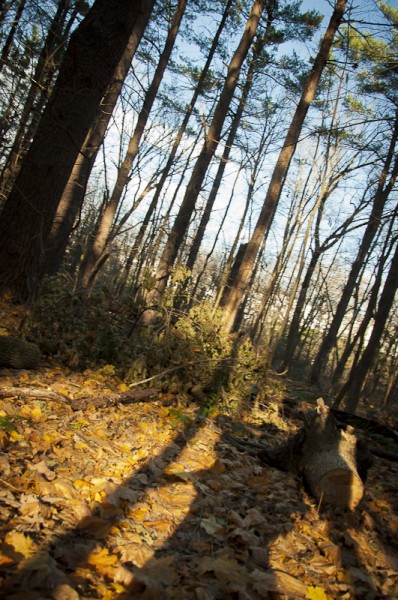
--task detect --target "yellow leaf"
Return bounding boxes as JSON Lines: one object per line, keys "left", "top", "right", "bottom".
{"left": 337, "top": 570, "right": 353, "bottom": 584}
{"left": 19, "top": 406, "right": 32, "bottom": 418}
{"left": 31, "top": 406, "right": 43, "bottom": 422}
{"left": 5, "top": 532, "right": 38, "bottom": 558}
{"left": 306, "top": 586, "right": 330, "bottom": 600}
{"left": 73, "top": 479, "right": 91, "bottom": 489}
{"left": 87, "top": 547, "right": 118, "bottom": 570}
{"left": 118, "top": 382, "right": 129, "bottom": 392}
{"left": 127, "top": 505, "right": 148, "bottom": 521}
{"left": 56, "top": 387, "right": 70, "bottom": 396}
{"left": 143, "top": 519, "right": 171, "bottom": 532}
{"left": 100, "top": 364, "right": 116, "bottom": 375}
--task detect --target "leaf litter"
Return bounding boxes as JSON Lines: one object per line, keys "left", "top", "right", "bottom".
{"left": 0, "top": 363, "right": 397, "bottom": 599}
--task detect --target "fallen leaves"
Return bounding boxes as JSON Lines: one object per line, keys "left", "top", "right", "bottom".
{"left": 0, "top": 364, "right": 397, "bottom": 599}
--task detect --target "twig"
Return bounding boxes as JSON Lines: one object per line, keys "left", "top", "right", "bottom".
{"left": 0, "top": 477, "right": 25, "bottom": 493}
{"left": 128, "top": 356, "right": 234, "bottom": 387}
{"left": 0, "top": 386, "right": 72, "bottom": 405}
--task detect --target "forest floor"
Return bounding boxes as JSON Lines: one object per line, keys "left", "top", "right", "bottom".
{"left": 0, "top": 306, "right": 398, "bottom": 599}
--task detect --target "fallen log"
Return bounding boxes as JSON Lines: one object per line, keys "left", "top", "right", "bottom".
{"left": 298, "top": 399, "right": 367, "bottom": 510}
{"left": 227, "top": 399, "right": 372, "bottom": 510}
{"left": 0, "top": 335, "right": 40, "bottom": 369}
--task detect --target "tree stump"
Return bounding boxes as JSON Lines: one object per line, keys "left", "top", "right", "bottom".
{"left": 259, "top": 399, "right": 367, "bottom": 510}
{"left": 300, "top": 400, "right": 364, "bottom": 509}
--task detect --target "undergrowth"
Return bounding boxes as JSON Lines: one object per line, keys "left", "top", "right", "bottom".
{"left": 24, "top": 279, "right": 269, "bottom": 411}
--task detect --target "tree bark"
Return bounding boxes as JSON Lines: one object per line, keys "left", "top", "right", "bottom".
{"left": 310, "top": 110, "right": 398, "bottom": 384}
{"left": 0, "top": 0, "right": 75, "bottom": 200}
{"left": 0, "top": 0, "right": 152, "bottom": 301}
{"left": 185, "top": 31, "right": 273, "bottom": 275}
{"left": 0, "top": 335, "right": 40, "bottom": 369}
{"left": 219, "top": 0, "right": 347, "bottom": 333}
{"left": 115, "top": 0, "right": 234, "bottom": 295}
{"left": 258, "top": 399, "right": 366, "bottom": 510}
{"left": 0, "top": 0, "right": 26, "bottom": 74}
{"left": 142, "top": 0, "right": 266, "bottom": 322}
{"left": 336, "top": 236, "right": 398, "bottom": 413}
{"left": 42, "top": 0, "right": 155, "bottom": 277}
{"left": 77, "top": 0, "right": 187, "bottom": 290}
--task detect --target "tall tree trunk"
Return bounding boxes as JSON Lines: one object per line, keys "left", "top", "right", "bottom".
{"left": 332, "top": 209, "right": 398, "bottom": 390}
{"left": 219, "top": 0, "right": 347, "bottom": 333}
{"left": 310, "top": 110, "right": 398, "bottom": 384}
{"left": 0, "top": 0, "right": 74, "bottom": 198}
{"left": 142, "top": 0, "right": 266, "bottom": 323}
{"left": 185, "top": 31, "right": 273, "bottom": 274}
{"left": 0, "top": 0, "right": 26, "bottom": 74}
{"left": 77, "top": 0, "right": 187, "bottom": 290}
{"left": 213, "top": 118, "right": 271, "bottom": 312}
{"left": 0, "top": 0, "right": 153, "bottom": 301}
{"left": 190, "top": 164, "right": 244, "bottom": 302}
{"left": 118, "top": 0, "right": 234, "bottom": 283}
{"left": 42, "top": 0, "right": 155, "bottom": 277}
{"left": 336, "top": 236, "right": 398, "bottom": 413}
{"left": 116, "top": 127, "right": 203, "bottom": 294}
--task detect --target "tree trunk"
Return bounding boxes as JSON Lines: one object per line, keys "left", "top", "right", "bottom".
{"left": 0, "top": 0, "right": 152, "bottom": 301}
{"left": 76, "top": 0, "right": 187, "bottom": 290}
{"left": 185, "top": 31, "right": 273, "bottom": 275}
{"left": 117, "top": 0, "right": 234, "bottom": 288}
{"left": 219, "top": 0, "right": 347, "bottom": 333}
{"left": 310, "top": 110, "right": 398, "bottom": 384}
{"left": 0, "top": 0, "right": 26, "bottom": 74}
{"left": 331, "top": 227, "right": 394, "bottom": 387}
{"left": 0, "top": 335, "right": 40, "bottom": 369}
{"left": 336, "top": 236, "right": 398, "bottom": 413}
{"left": 141, "top": 0, "right": 266, "bottom": 323}
{"left": 259, "top": 399, "right": 366, "bottom": 510}
{"left": 190, "top": 164, "right": 244, "bottom": 302}
{"left": 42, "top": 0, "right": 155, "bottom": 277}
{"left": 0, "top": 0, "right": 75, "bottom": 199}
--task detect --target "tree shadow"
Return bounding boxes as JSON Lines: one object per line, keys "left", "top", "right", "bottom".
{"left": 1, "top": 393, "right": 397, "bottom": 598}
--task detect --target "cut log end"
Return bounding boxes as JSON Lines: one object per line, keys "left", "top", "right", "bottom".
{"left": 314, "top": 469, "right": 364, "bottom": 511}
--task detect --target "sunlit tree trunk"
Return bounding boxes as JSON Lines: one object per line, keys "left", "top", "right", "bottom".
{"left": 190, "top": 164, "right": 244, "bottom": 302}
{"left": 185, "top": 29, "right": 274, "bottom": 275}
{"left": 141, "top": 0, "right": 266, "bottom": 323}
{"left": 310, "top": 110, "right": 398, "bottom": 384}
{"left": 332, "top": 217, "right": 397, "bottom": 390}
{"left": 336, "top": 237, "right": 398, "bottom": 413}
{"left": 116, "top": 127, "right": 204, "bottom": 295}
{"left": 213, "top": 118, "right": 271, "bottom": 312}
{"left": 76, "top": 0, "right": 187, "bottom": 290}
{"left": 219, "top": 0, "right": 347, "bottom": 332}
{"left": 0, "top": 0, "right": 153, "bottom": 301}
{"left": 117, "top": 0, "right": 234, "bottom": 288}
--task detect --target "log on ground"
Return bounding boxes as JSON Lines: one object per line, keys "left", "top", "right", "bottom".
{"left": 0, "top": 335, "right": 40, "bottom": 369}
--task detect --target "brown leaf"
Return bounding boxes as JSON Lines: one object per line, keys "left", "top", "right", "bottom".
{"left": 77, "top": 516, "right": 113, "bottom": 539}
{"left": 52, "top": 583, "right": 80, "bottom": 600}
{"left": 251, "top": 568, "right": 308, "bottom": 598}
{"left": 116, "top": 541, "right": 154, "bottom": 568}
{"left": 38, "top": 478, "right": 79, "bottom": 499}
